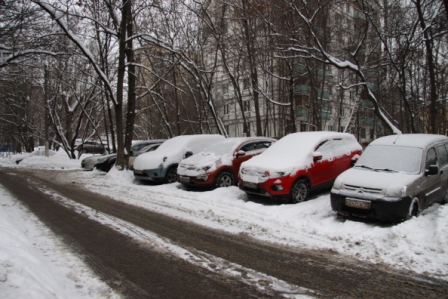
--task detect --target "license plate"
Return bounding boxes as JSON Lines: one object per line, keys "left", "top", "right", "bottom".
{"left": 243, "top": 181, "right": 258, "bottom": 189}
{"left": 134, "top": 169, "right": 143, "bottom": 175}
{"left": 179, "top": 176, "right": 190, "bottom": 183}
{"left": 345, "top": 198, "right": 371, "bottom": 210}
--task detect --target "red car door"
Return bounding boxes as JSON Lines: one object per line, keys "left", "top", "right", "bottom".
{"left": 309, "top": 139, "right": 335, "bottom": 186}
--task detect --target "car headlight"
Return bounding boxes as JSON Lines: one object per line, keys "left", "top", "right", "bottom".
{"left": 97, "top": 157, "right": 110, "bottom": 163}
{"left": 199, "top": 164, "right": 213, "bottom": 172}
{"left": 386, "top": 185, "right": 407, "bottom": 198}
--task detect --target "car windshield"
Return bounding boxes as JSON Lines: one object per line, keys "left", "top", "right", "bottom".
{"left": 356, "top": 145, "right": 423, "bottom": 174}
{"left": 136, "top": 144, "right": 158, "bottom": 155}
{"left": 202, "top": 139, "right": 242, "bottom": 156}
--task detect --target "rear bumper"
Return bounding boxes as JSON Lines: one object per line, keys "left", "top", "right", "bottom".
{"left": 330, "top": 192, "right": 412, "bottom": 222}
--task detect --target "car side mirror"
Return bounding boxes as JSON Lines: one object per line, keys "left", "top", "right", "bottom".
{"left": 184, "top": 151, "right": 193, "bottom": 159}
{"left": 425, "top": 165, "right": 439, "bottom": 176}
{"left": 313, "top": 152, "right": 323, "bottom": 162}
{"left": 236, "top": 150, "right": 246, "bottom": 157}
{"left": 350, "top": 158, "right": 358, "bottom": 167}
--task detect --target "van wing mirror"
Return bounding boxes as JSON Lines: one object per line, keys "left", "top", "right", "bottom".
{"left": 313, "top": 152, "right": 323, "bottom": 162}
{"left": 425, "top": 165, "right": 439, "bottom": 176}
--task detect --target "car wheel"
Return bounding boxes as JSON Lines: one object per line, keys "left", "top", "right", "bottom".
{"left": 290, "top": 179, "right": 309, "bottom": 203}
{"left": 441, "top": 193, "right": 448, "bottom": 205}
{"left": 165, "top": 167, "right": 178, "bottom": 184}
{"left": 215, "top": 171, "right": 234, "bottom": 188}
{"left": 406, "top": 198, "right": 419, "bottom": 220}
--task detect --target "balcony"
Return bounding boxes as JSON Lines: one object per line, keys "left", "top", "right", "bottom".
{"left": 296, "top": 107, "right": 309, "bottom": 118}
{"left": 322, "top": 111, "right": 332, "bottom": 120}
{"left": 317, "top": 68, "right": 332, "bottom": 78}
{"left": 353, "top": 11, "right": 367, "bottom": 21}
{"left": 295, "top": 85, "right": 310, "bottom": 95}
{"left": 295, "top": 64, "right": 307, "bottom": 73}
{"left": 317, "top": 90, "right": 331, "bottom": 100}
{"left": 360, "top": 118, "right": 374, "bottom": 126}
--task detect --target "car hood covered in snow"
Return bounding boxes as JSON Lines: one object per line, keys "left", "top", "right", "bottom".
{"left": 335, "top": 167, "right": 419, "bottom": 189}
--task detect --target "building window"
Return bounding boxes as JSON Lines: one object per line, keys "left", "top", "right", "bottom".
{"left": 328, "top": 125, "right": 333, "bottom": 131}
{"left": 243, "top": 78, "right": 250, "bottom": 90}
{"left": 224, "top": 104, "right": 229, "bottom": 115}
{"left": 339, "top": 126, "right": 345, "bottom": 132}
{"left": 223, "top": 84, "right": 228, "bottom": 95}
{"left": 360, "top": 128, "right": 366, "bottom": 138}
{"left": 225, "top": 125, "right": 230, "bottom": 135}
{"left": 243, "top": 100, "right": 250, "bottom": 112}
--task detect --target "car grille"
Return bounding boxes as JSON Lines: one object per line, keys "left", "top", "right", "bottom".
{"left": 342, "top": 184, "right": 382, "bottom": 194}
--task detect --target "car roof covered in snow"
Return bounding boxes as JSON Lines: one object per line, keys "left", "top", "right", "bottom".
{"left": 241, "top": 131, "right": 361, "bottom": 172}
{"left": 370, "top": 134, "right": 448, "bottom": 149}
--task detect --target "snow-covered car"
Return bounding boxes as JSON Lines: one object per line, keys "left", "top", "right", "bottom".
{"left": 133, "top": 134, "right": 225, "bottom": 183}
{"left": 177, "top": 137, "right": 276, "bottom": 189}
{"left": 15, "top": 147, "right": 57, "bottom": 164}
{"left": 239, "top": 131, "right": 362, "bottom": 203}
{"left": 76, "top": 141, "right": 109, "bottom": 154}
{"left": 81, "top": 140, "right": 165, "bottom": 171}
{"left": 331, "top": 134, "right": 448, "bottom": 222}
{"left": 128, "top": 143, "right": 162, "bottom": 170}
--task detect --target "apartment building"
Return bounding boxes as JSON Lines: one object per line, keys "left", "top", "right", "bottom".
{"left": 203, "top": 0, "right": 379, "bottom": 144}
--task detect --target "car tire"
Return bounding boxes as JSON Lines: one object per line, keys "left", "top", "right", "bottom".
{"left": 441, "top": 193, "right": 448, "bottom": 205}
{"left": 290, "top": 179, "right": 309, "bottom": 203}
{"left": 406, "top": 198, "right": 419, "bottom": 220}
{"left": 165, "top": 167, "right": 178, "bottom": 184}
{"left": 215, "top": 171, "right": 234, "bottom": 188}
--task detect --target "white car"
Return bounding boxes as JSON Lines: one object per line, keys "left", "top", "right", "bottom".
{"left": 133, "top": 134, "right": 225, "bottom": 183}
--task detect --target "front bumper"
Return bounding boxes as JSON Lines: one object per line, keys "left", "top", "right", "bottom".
{"left": 330, "top": 192, "right": 412, "bottom": 222}
{"left": 177, "top": 174, "right": 215, "bottom": 188}
{"left": 238, "top": 180, "right": 291, "bottom": 200}
{"left": 133, "top": 168, "right": 166, "bottom": 182}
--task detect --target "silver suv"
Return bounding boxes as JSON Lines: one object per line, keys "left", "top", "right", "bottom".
{"left": 331, "top": 134, "right": 448, "bottom": 222}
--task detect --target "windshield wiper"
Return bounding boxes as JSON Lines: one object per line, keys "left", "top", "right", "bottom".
{"left": 355, "top": 165, "right": 375, "bottom": 170}
{"left": 374, "top": 168, "right": 399, "bottom": 173}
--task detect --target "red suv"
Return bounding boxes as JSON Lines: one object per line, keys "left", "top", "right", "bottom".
{"left": 238, "top": 132, "right": 362, "bottom": 203}
{"left": 177, "top": 137, "right": 276, "bottom": 189}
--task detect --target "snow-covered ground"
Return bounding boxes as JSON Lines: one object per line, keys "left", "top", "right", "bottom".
{"left": 1, "top": 149, "right": 448, "bottom": 298}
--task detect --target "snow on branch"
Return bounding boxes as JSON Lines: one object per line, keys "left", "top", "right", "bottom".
{"left": 33, "top": 1, "right": 117, "bottom": 106}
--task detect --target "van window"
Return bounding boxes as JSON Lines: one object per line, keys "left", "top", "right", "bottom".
{"left": 437, "top": 145, "right": 448, "bottom": 167}
{"left": 425, "top": 148, "right": 438, "bottom": 169}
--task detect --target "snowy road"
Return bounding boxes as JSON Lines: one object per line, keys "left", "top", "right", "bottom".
{"left": 1, "top": 166, "right": 448, "bottom": 298}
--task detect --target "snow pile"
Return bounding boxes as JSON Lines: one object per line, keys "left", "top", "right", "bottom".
{"left": 0, "top": 185, "right": 120, "bottom": 299}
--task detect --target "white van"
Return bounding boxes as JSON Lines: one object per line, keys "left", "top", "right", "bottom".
{"left": 331, "top": 134, "right": 448, "bottom": 222}
{"left": 133, "top": 134, "right": 224, "bottom": 183}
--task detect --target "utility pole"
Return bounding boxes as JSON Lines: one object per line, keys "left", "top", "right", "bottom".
{"left": 44, "top": 63, "right": 49, "bottom": 157}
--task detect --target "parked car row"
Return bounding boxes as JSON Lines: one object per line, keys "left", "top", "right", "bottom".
{"left": 81, "top": 140, "right": 165, "bottom": 172}
{"left": 126, "top": 132, "right": 448, "bottom": 223}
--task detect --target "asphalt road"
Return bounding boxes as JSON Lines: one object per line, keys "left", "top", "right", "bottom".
{"left": 1, "top": 167, "right": 447, "bottom": 299}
